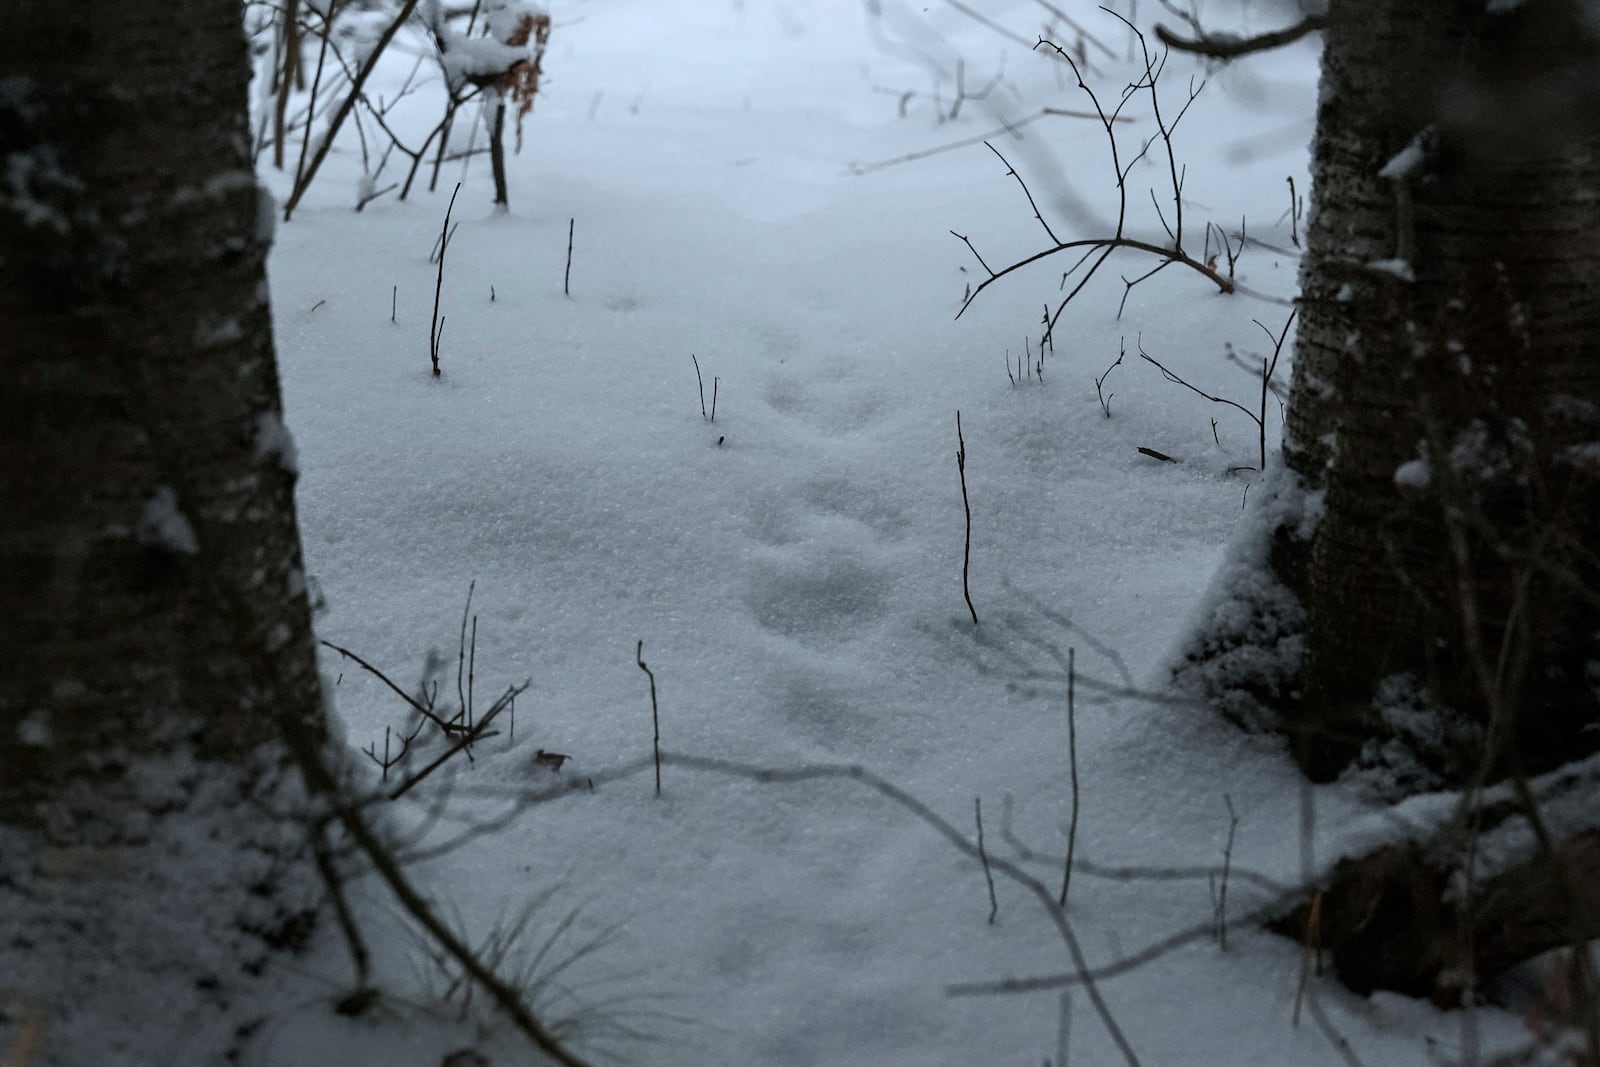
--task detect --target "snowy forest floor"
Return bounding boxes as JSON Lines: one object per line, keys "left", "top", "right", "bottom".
{"left": 250, "top": 0, "right": 1551, "bottom": 1063}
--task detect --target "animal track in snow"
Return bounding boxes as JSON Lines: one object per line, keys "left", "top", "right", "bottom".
{"left": 745, "top": 475, "right": 908, "bottom": 549}
{"left": 743, "top": 539, "right": 889, "bottom": 642}
{"left": 763, "top": 372, "right": 886, "bottom": 437}
{"left": 764, "top": 666, "right": 867, "bottom": 747}
{"left": 796, "top": 475, "right": 908, "bottom": 542}
{"left": 740, "top": 361, "right": 902, "bottom": 647}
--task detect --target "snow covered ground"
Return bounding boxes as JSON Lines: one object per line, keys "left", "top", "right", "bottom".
{"left": 255, "top": 1, "right": 1546, "bottom": 1063}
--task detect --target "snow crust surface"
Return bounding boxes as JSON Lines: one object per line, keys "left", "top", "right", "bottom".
{"left": 237, "top": 0, "right": 1556, "bottom": 1063}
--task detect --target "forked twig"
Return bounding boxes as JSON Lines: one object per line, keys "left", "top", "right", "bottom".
{"left": 1138, "top": 328, "right": 1282, "bottom": 470}
{"left": 955, "top": 19, "right": 1234, "bottom": 351}
{"left": 389, "top": 682, "right": 524, "bottom": 800}
{"left": 282, "top": 0, "right": 424, "bottom": 220}
{"left": 1096, "top": 341, "right": 1125, "bottom": 417}
{"left": 430, "top": 182, "right": 461, "bottom": 377}
{"left": 318, "top": 637, "right": 460, "bottom": 736}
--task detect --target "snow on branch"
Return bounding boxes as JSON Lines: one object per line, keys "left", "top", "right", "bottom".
{"left": 423, "top": 0, "right": 551, "bottom": 152}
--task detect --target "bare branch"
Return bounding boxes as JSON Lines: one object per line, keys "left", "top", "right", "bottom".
{"left": 1106, "top": 8, "right": 1204, "bottom": 251}
{"left": 986, "top": 141, "right": 1059, "bottom": 245}
{"left": 958, "top": 234, "right": 1232, "bottom": 322}
{"left": 319, "top": 638, "right": 459, "bottom": 735}
{"left": 389, "top": 681, "right": 526, "bottom": 800}
{"left": 1095, "top": 341, "right": 1124, "bottom": 418}
{"left": 957, "top": 411, "right": 980, "bottom": 626}
{"left": 429, "top": 751, "right": 1147, "bottom": 1066}
{"left": 946, "top": 893, "right": 1290, "bottom": 997}
{"left": 283, "top": 0, "right": 424, "bottom": 220}
{"left": 951, "top": 230, "right": 997, "bottom": 278}
{"left": 958, "top": 22, "right": 1233, "bottom": 350}
{"left": 1137, "top": 338, "right": 1260, "bottom": 425}
{"left": 945, "top": 0, "right": 1096, "bottom": 69}
{"left": 656, "top": 753, "right": 1145, "bottom": 1067}
{"left": 637, "top": 641, "right": 662, "bottom": 796}
{"left": 976, "top": 797, "right": 999, "bottom": 924}
{"left": 850, "top": 106, "right": 1126, "bottom": 176}
{"left": 1030, "top": 0, "right": 1119, "bottom": 61}
{"left": 1059, "top": 647, "right": 1078, "bottom": 907}
{"left": 1154, "top": 13, "right": 1327, "bottom": 61}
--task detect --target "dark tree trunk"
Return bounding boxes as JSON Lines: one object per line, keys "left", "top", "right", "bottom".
{"left": 0, "top": 0, "right": 327, "bottom": 1059}
{"left": 1184, "top": 0, "right": 1600, "bottom": 787}
{"left": 1175, "top": 0, "right": 1600, "bottom": 1023}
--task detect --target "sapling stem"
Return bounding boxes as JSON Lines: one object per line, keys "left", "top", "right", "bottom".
{"left": 636, "top": 640, "right": 661, "bottom": 796}
{"left": 956, "top": 411, "right": 978, "bottom": 625}
{"left": 564, "top": 217, "right": 574, "bottom": 296}
{"left": 691, "top": 355, "right": 707, "bottom": 419}
{"left": 977, "top": 796, "right": 998, "bottom": 924}
{"left": 1060, "top": 647, "right": 1079, "bottom": 907}
{"left": 429, "top": 182, "right": 460, "bottom": 377}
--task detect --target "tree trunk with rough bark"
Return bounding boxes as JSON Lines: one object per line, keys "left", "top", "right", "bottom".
{"left": 0, "top": 0, "right": 328, "bottom": 1060}
{"left": 1176, "top": 0, "right": 1600, "bottom": 1026}
{"left": 1183, "top": 0, "right": 1600, "bottom": 788}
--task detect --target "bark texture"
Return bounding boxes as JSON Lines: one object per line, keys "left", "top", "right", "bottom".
{"left": 0, "top": 0, "right": 322, "bottom": 830}
{"left": 0, "top": 0, "right": 326, "bottom": 1059}
{"left": 1172, "top": 0, "right": 1600, "bottom": 1025}
{"left": 1210, "top": 0, "right": 1600, "bottom": 783}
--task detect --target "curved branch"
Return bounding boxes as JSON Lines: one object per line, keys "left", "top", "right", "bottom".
{"left": 945, "top": 893, "right": 1291, "bottom": 997}
{"left": 658, "top": 753, "right": 1146, "bottom": 1067}
{"left": 956, "top": 234, "right": 1233, "bottom": 321}
{"left": 1154, "top": 14, "right": 1327, "bottom": 61}
{"left": 418, "top": 751, "right": 1147, "bottom": 1067}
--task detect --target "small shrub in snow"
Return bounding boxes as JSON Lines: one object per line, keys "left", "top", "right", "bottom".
{"left": 256, "top": 0, "right": 552, "bottom": 215}
{"left": 424, "top": 0, "right": 551, "bottom": 207}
